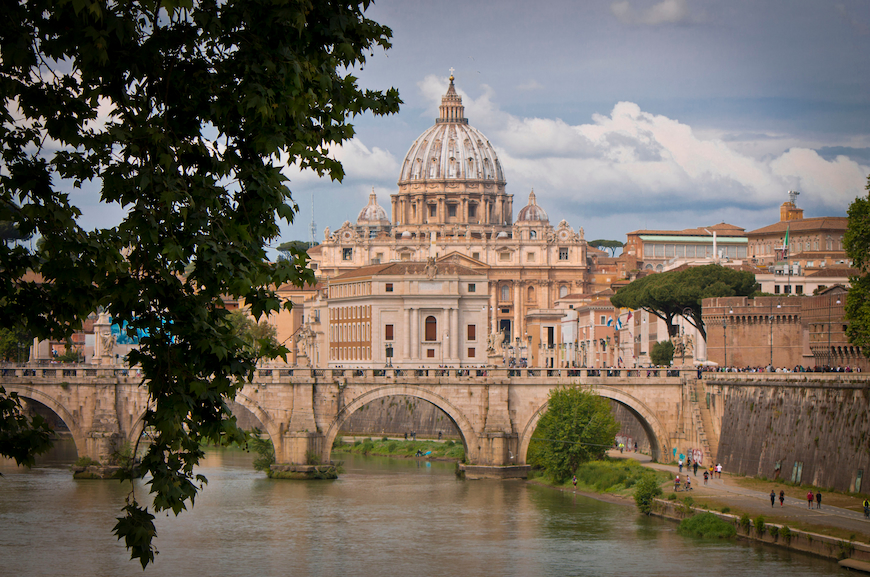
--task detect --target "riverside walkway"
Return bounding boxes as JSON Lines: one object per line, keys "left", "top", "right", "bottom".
{"left": 612, "top": 451, "right": 870, "bottom": 537}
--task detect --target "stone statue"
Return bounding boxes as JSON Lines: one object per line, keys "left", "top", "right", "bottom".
{"left": 685, "top": 334, "right": 695, "bottom": 358}
{"left": 100, "top": 331, "right": 115, "bottom": 356}
{"left": 295, "top": 325, "right": 316, "bottom": 367}
{"left": 323, "top": 226, "right": 330, "bottom": 241}
{"left": 425, "top": 256, "right": 437, "bottom": 280}
{"left": 579, "top": 226, "right": 584, "bottom": 240}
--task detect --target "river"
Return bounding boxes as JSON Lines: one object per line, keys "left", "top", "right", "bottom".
{"left": 0, "top": 441, "right": 843, "bottom": 577}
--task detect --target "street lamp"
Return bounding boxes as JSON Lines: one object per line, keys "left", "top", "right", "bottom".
{"left": 769, "top": 300, "right": 782, "bottom": 368}
{"left": 722, "top": 307, "right": 733, "bottom": 369}
{"left": 827, "top": 294, "right": 842, "bottom": 369}
{"left": 385, "top": 342, "right": 393, "bottom": 368}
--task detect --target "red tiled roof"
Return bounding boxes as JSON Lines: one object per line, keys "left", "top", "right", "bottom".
{"left": 747, "top": 216, "right": 847, "bottom": 236}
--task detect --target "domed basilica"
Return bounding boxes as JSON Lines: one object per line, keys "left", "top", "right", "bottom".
{"left": 306, "top": 75, "right": 590, "bottom": 367}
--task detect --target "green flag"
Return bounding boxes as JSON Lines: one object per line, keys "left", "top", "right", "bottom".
{"left": 783, "top": 225, "right": 789, "bottom": 257}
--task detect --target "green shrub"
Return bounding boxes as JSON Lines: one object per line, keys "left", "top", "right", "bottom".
{"left": 332, "top": 436, "right": 344, "bottom": 449}
{"left": 739, "top": 513, "right": 751, "bottom": 533}
{"left": 677, "top": 513, "right": 736, "bottom": 539}
{"left": 754, "top": 515, "right": 766, "bottom": 536}
{"left": 721, "top": 507, "right": 730, "bottom": 514}
{"left": 667, "top": 493, "right": 677, "bottom": 501}
{"left": 305, "top": 450, "right": 321, "bottom": 465}
{"left": 768, "top": 525, "right": 779, "bottom": 540}
{"left": 633, "top": 473, "right": 662, "bottom": 515}
{"left": 387, "top": 441, "right": 398, "bottom": 452}
{"left": 780, "top": 526, "right": 792, "bottom": 542}
{"left": 353, "top": 439, "right": 362, "bottom": 446}
{"left": 382, "top": 436, "right": 389, "bottom": 442}
{"left": 250, "top": 435, "right": 276, "bottom": 473}
{"left": 74, "top": 456, "right": 99, "bottom": 468}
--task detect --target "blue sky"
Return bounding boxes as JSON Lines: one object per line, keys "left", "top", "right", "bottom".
{"left": 273, "top": 0, "right": 870, "bottom": 249}
{"left": 69, "top": 0, "right": 870, "bottom": 251}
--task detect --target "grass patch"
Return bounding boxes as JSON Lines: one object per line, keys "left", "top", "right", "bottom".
{"left": 567, "top": 458, "right": 670, "bottom": 494}
{"left": 677, "top": 512, "right": 736, "bottom": 539}
{"left": 332, "top": 438, "right": 465, "bottom": 461}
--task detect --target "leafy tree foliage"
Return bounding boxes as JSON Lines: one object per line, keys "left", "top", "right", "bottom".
{"left": 227, "top": 309, "right": 279, "bottom": 358}
{"left": 633, "top": 473, "right": 663, "bottom": 515}
{"left": 610, "top": 264, "right": 756, "bottom": 340}
{"left": 277, "top": 239, "right": 316, "bottom": 262}
{"left": 1, "top": 0, "right": 399, "bottom": 568}
{"left": 528, "top": 387, "right": 620, "bottom": 484}
{"left": 650, "top": 340, "right": 675, "bottom": 366}
{"left": 0, "top": 326, "right": 30, "bottom": 362}
{"left": 844, "top": 175, "right": 870, "bottom": 358}
{"left": 589, "top": 239, "right": 624, "bottom": 257}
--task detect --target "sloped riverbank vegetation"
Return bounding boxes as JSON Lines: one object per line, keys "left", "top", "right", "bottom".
{"left": 332, "top": 437, "right": 466, "bottom": 461}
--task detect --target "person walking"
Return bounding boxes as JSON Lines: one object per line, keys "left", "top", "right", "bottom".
{"left": 572, "top": 475, "right": 577, "bottom": 491}
{"left": 674, "top": 475, "right": 680, "bottom": 492}
{"left": 779, "top": 490, "right": 785, "bottom": 507}
{"left": 807, "top": 490, "right": 814, "bottom": 509}
{"left": 693, "top": 461, "right": 698, "bottom": 476}
{"left": 770, "top": 490, "right": 776, "bottom": 507}
{"left": 815, "top": 491, "right": 822, "bottom": 509}
{"left": 863, "top": 498, "right": 869, "bottom": 519}
{"left": 716, "top": 463, "right": 722, "bottom": 478}
{"left": 703, "top": 470, "right": 709, "bottom": 485}
{"left": 679, "top": 459, "right": 683, "bottom": 473}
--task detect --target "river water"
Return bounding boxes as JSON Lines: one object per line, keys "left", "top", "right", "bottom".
{"left": 0, "top": 442, "right": 843, "bottom": 577}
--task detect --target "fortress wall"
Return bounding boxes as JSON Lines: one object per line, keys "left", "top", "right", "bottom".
{"left": 717, "top": 381, "right": 870, "bottom": 492}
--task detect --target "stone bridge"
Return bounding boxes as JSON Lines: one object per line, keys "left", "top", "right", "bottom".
{"left": 2, "top": 365, "right": 704, "bottom": 475}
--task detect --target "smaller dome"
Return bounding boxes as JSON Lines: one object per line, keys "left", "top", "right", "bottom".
{"left": 401, "top": 231, "right": 412, "bottom": 238}
{"left": 497, "top": 231, "right": 509, "bottom": 239}
{"left": 516, "top": 189, "right": 549, "bottom": 223}
{"left": 357, "top": 188, "right": 390, "bottom": 225}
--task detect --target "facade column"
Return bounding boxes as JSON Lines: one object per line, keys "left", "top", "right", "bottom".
{"left": 409, "top": 308, "right": 418, "bottom": 361}
{"left": 391, "top": 197, "right": 397, "bottom": 225}
{"left": 403, "top": 307, "right": 411, "bottom": 362}
{"left": 514, "top": 281, "right": 522, "bottom": 342}
{"left": 490, "top": 287, "right": 497, "bottom": 334}
{"left": 495, "top": 197, "right": 503, "bottom": 226}
{"left": 450, "top": 306, "right": 459, "bottom": 361}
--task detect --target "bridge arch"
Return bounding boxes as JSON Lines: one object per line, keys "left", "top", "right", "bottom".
{"left": 3, "top": 384, "right": 87, "bottom": 459}
{"left": 518, "top": 385, "right": 670, "bottom": 464}
{"left": 323, "top": 385, "right": 477, "bottom": 462}
{"left": 127, "top": 392, "right": 280, "bottom": 454}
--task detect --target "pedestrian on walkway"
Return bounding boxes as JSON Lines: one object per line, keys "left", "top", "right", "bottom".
{"left": 693, "top": 461, "right": 698, "bottom": 476}
{"left": 807, "top": 491, "right": 814, "bottom": 509}
{"left": 573, "top": 475, "right": 577, "bottom": 491}
{"left": 709, "top": 464, "right": 715, "bottom": 479}
{"left": 779, "top": 490, "right": 785, "bottom": 507}
{"left": 863, "top": 498, "right": 869, "bottom": 519}
{"left": 716, "top": 463, "right": 722, "bottom": 478}
{"left": 675, "top": 475, "right": 680, "bottom": 492}
{"left": 679, "top": 459, "right": 683, "bottom": 472}
{"left": 816, "top": 491, "right": 822, "bottom": 509}
{"left": 703, "top": 470, "right": 709, "bottom": 485}
{"left": 770, "top": 490, "right": 776, "bottom": 507}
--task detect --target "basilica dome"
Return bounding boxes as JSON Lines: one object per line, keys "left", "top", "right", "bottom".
{"left": 356, "top": 189, "right": 390, "bottom": 226}
{"left": 516, "top": 189, "right": 549, "bottom": 223}
{"left": 397, "top": 75, "right": 505, "bottom": 185}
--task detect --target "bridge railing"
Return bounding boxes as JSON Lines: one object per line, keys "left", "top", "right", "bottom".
{"left": 0, "top": 363, "right": 704, "bottom": 384}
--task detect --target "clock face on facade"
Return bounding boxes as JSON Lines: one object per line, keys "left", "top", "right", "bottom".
{"left": 341, "top": 230, "right": 354, "bottom": 242}
{"left": 558, "top": 229, "right": 570, "bottom": 241}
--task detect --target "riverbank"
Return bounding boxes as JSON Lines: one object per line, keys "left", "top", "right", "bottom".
{"left": 332, "top": 437, "right": 465, "bottom": 461}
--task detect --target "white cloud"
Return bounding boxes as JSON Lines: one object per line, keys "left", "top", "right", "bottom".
{"left": 281, "top": 139, "right": 399, "bottom": 185}
{"left": 611, "top": 0, "right": 693, "bottom": 26}
{"left": 517, "top": 79, "right": 544, "bottom": 91}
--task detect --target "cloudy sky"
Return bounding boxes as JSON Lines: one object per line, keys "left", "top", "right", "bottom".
{"left": 272, "top": 0, "right": 870, "bottom": 250}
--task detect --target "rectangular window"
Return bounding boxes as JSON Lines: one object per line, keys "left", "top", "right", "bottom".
{"left": 600, "top": 315, "right": 606, "bottom": 325}
{"left": 428, "top": 204, "right": 436, "bottom": 217}
{"left": 385, "top": 283, "right": 393, "bottom": 292}
{"left": 665, "top": 244, "right": 674, "bottom": 258}
{"left": 499, "top": 252, "right": 510, "bottom": 262}
{"left": 644, "top": 244, "right": 653, "bottom": 257}
{"left": 342, "top": 248, "right": 352, "bottom": 260}
{"left": 784, "top": 285, "right": 792, "bottom": 294}
{"left": 774, "top": 285, "right": 780, "bottom": 294}
{"left": 468, "top": 283, "right": 476, "bottom": 292}
{"left": 468, "top": 347, "right": 475, "bottom": 358}
{"left": 559, "top": 248, "right": 568, "bottom": 260}
{"left": 468, "top": 205, "right": 476, "bottom": 218}
{"left": 796, "top": 285, "right": 803, "bottom": 294}
{"left": 472, "top": 252, "right": 480, "bottom": 260}
{"left": 427, "top": 349, "right": 435, "bottom": 358}
{"left": 527, "top": 252, "right": 535, "bottom": 262}
{"left": 448, "top": 204, "right": 457, "bottom": 217}
{"left": 467, "top": 324, "right": 476, "bottom": 341}
{"left": 385, "top": 324, "right": 394, "bottom": 341}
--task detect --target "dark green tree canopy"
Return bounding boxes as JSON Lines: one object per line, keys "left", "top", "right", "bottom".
{"left": 1, "top": 0, "right": 399, "bottom": 568}
{"left": 527, "top": 387, "right": 620, "bottom": 484}
{"left": 277, "top": 239, "right": 316, "bottom": 262}
{"left": 650, "top": 340, "right": 675, "bottom": 367}
{"left": 589, "top": 239, "right": 625, "bottom": 257}
{"left": 844, "top": 175, "right": 870, "bottom": 358}
{"left": 610, "top": 264, "right": 756, "bottom": 341}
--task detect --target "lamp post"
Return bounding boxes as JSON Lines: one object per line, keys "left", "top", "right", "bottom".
{"left": 827, "top": 294, "right": 841, "bottom": 369}
{"left": 722, "top": 307, "right": 733, "bottom": 368}
{"left": 769, "top": 300, "right": 782, "bottom": 368}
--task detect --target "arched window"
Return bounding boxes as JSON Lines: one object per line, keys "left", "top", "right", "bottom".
{"left": 529, "top": 230, "right": 537, "bottom": 239}
{"left": 425, "top": 316, "right": 437, "bottom": 341}
{"left": 559, "top": 285, "right": 568, "bottom": 298}
{"left": 501, "top": 284, "right": 510, "bottom": 301}
{"left": 527, "top": 286, "right": 535, "bottom": 303}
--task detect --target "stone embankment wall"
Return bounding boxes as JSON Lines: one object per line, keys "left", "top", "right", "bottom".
{"left": 337, "top": 395, "right": 461, "bottom": 438}
{"left": 716, "top": 380, "right": 870, "bottom": 492}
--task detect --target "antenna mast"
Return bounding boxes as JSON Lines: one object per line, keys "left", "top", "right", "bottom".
{"left": 308, "top": 191, "right": 317, "bottom": 247}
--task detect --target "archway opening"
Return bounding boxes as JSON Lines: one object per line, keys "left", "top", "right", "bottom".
{"left": 328, "top": 393, "right": 468, "bottom": 462}
{"left": 7, "top": 397, "right": 78, "bottom": 464}
{"left": 610, "top": 399, "right": 651, "bottom": 455}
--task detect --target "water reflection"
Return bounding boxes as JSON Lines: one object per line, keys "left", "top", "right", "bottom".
{"left": 0, "top": 445, "right": 845, "bottom": 577}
